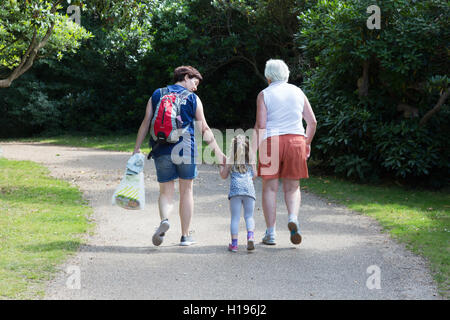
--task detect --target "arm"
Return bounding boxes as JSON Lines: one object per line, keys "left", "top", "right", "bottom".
{"left": 133, "top": 97, "right": 153, "bottom": 155}
{"left": 195, "top": 96, "right": 226, "bottom": 164}
{"left": 251, "top": 91, "right": 267, "bottom": 165}
{"left": 302, "top": 95, "right": 317, "bottom": 158}
{"left": 219, "top": 163, "right": 231, "bottom": 179}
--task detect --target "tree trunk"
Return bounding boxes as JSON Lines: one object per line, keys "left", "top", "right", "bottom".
{"left": 358, "top": 60, "right": 370, "bottom": 98}
{"left": 419, "top": 88, "right": 450, "bottom": 127}
{"left": 0, "top": 0, "right": 60, "bottom": 88}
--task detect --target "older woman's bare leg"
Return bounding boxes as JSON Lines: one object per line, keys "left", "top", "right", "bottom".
{"left": 282, "top": 178, "right": 300, "bottom": 220}
{"left": 262, "top": 178, "right": 279, "bottom": 229}
{"left": 282, "top": 178, "right": 302, "bottom": 244}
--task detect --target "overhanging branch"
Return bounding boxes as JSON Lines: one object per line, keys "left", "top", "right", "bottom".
{"left": 419, "top": 88, "right": 450, "bottom": 127}
{"left": 0, "top": 0, "right": 61, "bottom": 88}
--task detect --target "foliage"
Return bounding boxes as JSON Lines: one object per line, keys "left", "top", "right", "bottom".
{"left": 0, "top": 158, "right": 93, "bottom": 299}
{"left": 135, "top": 0, "right": 307, "bottom": 129}
{"left": 298, "top": 0, "right": 450, "bottom": 186}
{"left": 0, "top": 0, "right": 93, "bottom": 87}
{"left": 0, "top": 72, "right": 62, "bottom": 136}
{"left": 0, "top": 1, "right": 155, "bottom": 135}
{"left": 1, "top": 0, "right": 449, "bottom": 186}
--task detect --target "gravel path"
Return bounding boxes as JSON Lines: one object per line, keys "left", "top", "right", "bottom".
{"left": 1, "top": 142, "right": 441, "bottom": 299}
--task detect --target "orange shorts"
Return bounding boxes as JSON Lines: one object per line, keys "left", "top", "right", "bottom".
{"left": 258, "top": 134, "right": 309, "bottom": 180}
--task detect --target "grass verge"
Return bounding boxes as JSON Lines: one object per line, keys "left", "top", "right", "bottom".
{"left": 0, "top": 158, "right": 93, "bottom": 299}
{"left": 5, "top": 134, "right": 146, "bottom": 153}
{"left": 302, "top": 175, "right": 449, "bottom": 298}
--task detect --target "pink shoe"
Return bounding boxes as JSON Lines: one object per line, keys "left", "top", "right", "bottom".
{"left": 228, "top": 243, "right": 238, "bottom": 252}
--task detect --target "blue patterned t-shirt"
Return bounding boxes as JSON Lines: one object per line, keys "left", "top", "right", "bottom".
{"left": 228, "top": 165, "right": 255, "bottom": 200}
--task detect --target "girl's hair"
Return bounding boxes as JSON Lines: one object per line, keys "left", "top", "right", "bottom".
{"left": 230, "top": 135, "right": 250, "bottom": 174}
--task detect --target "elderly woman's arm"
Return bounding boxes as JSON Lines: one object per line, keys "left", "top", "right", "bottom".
{"left": 251, "top": 91, "right": 267, "bottom": 164}
{"left": 302, "top": 95, "right": 317, "bottom": 158}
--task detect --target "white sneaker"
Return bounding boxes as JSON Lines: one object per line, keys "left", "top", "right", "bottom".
{"left": 152, "top": 220, "right": 170, "bottom": 246}
{"left": 179, "top": 234, "right": 196, "bottom": 246}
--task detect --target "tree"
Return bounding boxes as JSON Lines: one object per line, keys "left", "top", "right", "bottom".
{"left": 0, "top": 0, "right": 156, "bottom": 136}
{"left": 296, "top": 0, "right": 449, "bottom": 184}
{"left": 135, "top": 0, "right": 309, "bottom": 128}
{"left": 0, "top": 0, "right": 92, "bottom": 88}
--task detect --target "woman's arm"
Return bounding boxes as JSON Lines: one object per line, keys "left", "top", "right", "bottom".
{"left": 302, "top": 95, "right": 317, "bottom": 158}
{"left": 219, "top": 163, "right": 231, "bottom": 179}
{"left": 133, "top": 97, "right": 153, "bottom": 155}
{"left": 195, "top": 96, "right": 226, "bottom": 164}
{"left": 250, "top": 91, "right": 267, "bottom": 165}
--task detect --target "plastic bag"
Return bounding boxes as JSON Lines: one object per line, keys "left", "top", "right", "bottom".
{"left": 126, "top": 153, "right": 145, "bottom": 175}
{"left": 112, "top": 171, "right": 145, "bottom": 210}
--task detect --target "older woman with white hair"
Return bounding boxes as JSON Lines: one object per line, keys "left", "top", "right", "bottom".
{"left": 252, "top": 59, "right": 317, "bottom": 246}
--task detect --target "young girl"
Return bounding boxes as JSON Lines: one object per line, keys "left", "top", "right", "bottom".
{"left": 219, "top": 135, "right": 257, "bottom": 252}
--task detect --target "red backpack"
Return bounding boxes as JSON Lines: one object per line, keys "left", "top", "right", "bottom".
{"left": 148, "top": 87, "right": 191, "bottom": 158}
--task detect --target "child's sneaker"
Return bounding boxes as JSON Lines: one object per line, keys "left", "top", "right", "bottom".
{"left": 228, "top": 243, "right": 238, "bottom": 252}
{"left": 152, "top": 219, "right": 170, "bottom": 246}
{"left": 247, "top": 233, "right": 255, "bottom": 251}
{"left": 288, "top": 221, "right": 302, "bottom": 245}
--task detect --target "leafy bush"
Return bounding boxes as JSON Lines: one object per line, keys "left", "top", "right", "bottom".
{"left": 298, "top": 0, "right": 450, "bottom": 186}
{"left": 1, "top": 0, "right": 448, "bottom": 187}
{"left": 0, "top": 73, "right": 62, "bottom": 137}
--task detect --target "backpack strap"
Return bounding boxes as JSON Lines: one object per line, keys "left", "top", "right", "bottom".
{"left": 172, "top": 88, "right": 192, "bottom": 116}
{"left": 178, "top": 88, "right": 192, "bottom": 102}
{"left": 148, "top": 87, "right": 170, "bottom": 160}
{"left": 149, "top": 87, "right": 169, "bottom": 124}
{"left": 160, "top": 87, "right": 170, "bottom": 97}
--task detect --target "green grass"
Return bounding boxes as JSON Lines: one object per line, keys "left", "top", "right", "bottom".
{"left": 7, "top": 134, "right": 147, "bottom": 153}
{"left": 302, "top": 176, "right": 450, "bottom": 298}
{"left": 0, "top": 158, "right": 93, "bottom": 299}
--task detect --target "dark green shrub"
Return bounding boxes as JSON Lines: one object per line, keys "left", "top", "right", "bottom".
{"left": 298, "top": 0, "right": 449, "bottom": 186}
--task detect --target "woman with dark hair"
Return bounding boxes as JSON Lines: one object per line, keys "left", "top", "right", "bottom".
{"left": 133, "top": 65, "right": 225, "bottom": 246}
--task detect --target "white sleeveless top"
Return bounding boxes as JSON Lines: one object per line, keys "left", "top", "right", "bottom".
{"left": 262, "top": 81, "right": 306, "bottom": 139}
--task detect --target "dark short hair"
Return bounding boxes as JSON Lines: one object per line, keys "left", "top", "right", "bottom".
{"left": 173, "top": 66, "right": 203, "bottom": 83}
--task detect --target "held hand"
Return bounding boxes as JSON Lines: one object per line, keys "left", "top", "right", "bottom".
{"left": 218, "top": 151, "right": 227, "bottom": 165}
{"left": 252, "top": 164, "right": 257, "bottom": 180}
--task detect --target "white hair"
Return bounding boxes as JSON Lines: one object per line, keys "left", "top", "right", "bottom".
{"left": 264, "top": 59, "right": 290, "bottom": 82}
